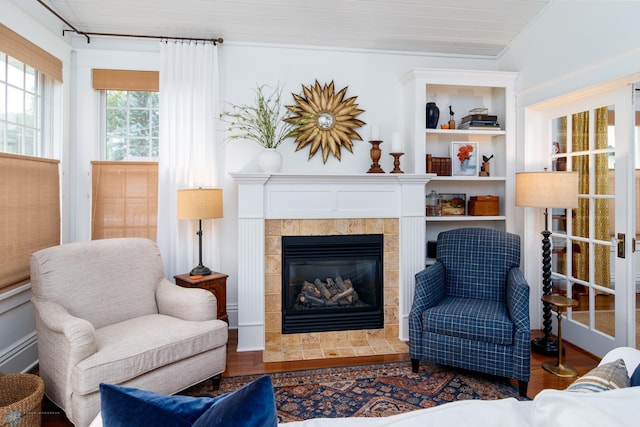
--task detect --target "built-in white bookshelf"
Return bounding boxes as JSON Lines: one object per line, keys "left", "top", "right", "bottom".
{"left": 400, "top": 68, "right": 518, "bottom": 265}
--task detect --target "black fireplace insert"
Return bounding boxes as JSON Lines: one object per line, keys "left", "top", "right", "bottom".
{"left": 281, "top": 234, "right": 384, "bottom": 334}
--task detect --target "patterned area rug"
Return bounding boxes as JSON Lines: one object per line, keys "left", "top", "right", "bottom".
{"left": 183, "top": 361, "right": 527, "bottom": 423}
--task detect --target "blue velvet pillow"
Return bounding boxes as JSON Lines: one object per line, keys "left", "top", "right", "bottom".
{"left": 631, "top": 363, "right": 640, "bottom": 387}
{"left": 100, "top": 375, "right": 277, "bottom": 427}
{"left": 99, "top": 383, "right": 220, "bottom": 427}
{"left": 192, "top": 375, "right": 277, "bottom": 427}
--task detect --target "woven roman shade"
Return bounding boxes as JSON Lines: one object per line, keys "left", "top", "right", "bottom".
{"left": 92, "top": 69, "right": 159, "bottom": 92}
{"left": 0, "top": 153, "right": 60, "bottom": 293}
{"left": 0, "top": 24, "right": 63, "bottom": 82}
{"left": 91, "top": 161, "right": 158, "bottom": 240}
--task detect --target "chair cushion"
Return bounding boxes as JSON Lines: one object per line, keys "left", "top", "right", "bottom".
{"left": 437, "top": 228, "right": 520, "bottom": 302}
{"left": 100, "top": 375, "right": 277, "bottom": 427}
{"left": 30, "top": 238, "right": 163, "bottom": 330}
{"left": 421, "top": 296, "right": 513, "bottom": 345}
{"left": 73, "top": 314, "right": 228, "bottom": 395}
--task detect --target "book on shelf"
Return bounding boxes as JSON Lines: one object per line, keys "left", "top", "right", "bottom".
{"left": 460, "top": 114, "right": 497, "bottom": 123}
{"left": 426, "top": 154, "right": 451, "bottom": 176}
{"left": 458, "top": 121, "right": 501, "bottom": 130}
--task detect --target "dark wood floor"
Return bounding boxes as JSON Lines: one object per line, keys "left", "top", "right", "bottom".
{"left": 40, "top": 329, "right": 600, "bottom": 426}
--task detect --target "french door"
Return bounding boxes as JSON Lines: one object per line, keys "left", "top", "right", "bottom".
{"left": 537, "top": 83, "right": 635, "bottom": 357}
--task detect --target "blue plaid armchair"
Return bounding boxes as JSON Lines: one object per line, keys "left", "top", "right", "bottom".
{"left": 409, "top": 228, "right": 530, "bottom": 396}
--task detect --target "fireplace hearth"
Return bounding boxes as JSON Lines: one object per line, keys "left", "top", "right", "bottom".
{"left": 282, "top": 234, "right": 384, "bottom": 334}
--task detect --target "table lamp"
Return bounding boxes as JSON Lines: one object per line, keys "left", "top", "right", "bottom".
{"left": 515, "top": 169, "right": 579, "bottom": 356}
{"left": 177, "top": 188, "right": 223, "bottom": 276}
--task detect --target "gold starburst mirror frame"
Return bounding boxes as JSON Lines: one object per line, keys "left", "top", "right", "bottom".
{"left": 286, "top": 81, "right": 365, "bottom": 163}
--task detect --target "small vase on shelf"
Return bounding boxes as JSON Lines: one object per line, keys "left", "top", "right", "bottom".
{"left": 426, "top": 102, "right": 439, "bottom": 129}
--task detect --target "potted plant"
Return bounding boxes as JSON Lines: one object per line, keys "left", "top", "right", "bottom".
{"left": 220, "top": 84, "right": 296, "bottom": 172}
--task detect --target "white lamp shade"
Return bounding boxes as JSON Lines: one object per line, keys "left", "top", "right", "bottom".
{"left": 515, "top": 171, "right": 579, "bottom": 209}
{"left": 177, "top": 188, "right": 223, "bottom": 220}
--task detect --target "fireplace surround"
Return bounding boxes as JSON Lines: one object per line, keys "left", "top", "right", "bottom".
{"left": 231, "top": 173, "right": 432, "bottom": 361}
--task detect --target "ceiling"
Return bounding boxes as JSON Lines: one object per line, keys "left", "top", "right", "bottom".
{"left": 38, "top": 0, "right": 551, "bottom": 57}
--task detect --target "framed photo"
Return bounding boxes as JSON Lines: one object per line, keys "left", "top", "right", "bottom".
{"left": 440, "top": 193, "right": 466, "bottom": 216}
{"left": 451, "top": 142, "right": 478, "bottom": 176}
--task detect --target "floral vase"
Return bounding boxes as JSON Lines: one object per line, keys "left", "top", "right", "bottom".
{"left": 460, "top": 159, "right": 469, "bottom": 171}
{"left": 258, "top": 148, "right": 282, "bottom": 173}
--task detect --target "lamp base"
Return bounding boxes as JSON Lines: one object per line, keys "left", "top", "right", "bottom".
{"left": 189, "top": 265, "right": 212, "bottom": 276}
{"left": 542, "top": 361, "right": 579, "bottom": 378}
{"left": 531, "top": 336, "right": 560, "bottom": 357}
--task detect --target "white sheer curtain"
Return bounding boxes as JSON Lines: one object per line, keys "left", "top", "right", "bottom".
{"left": 157, "top": 41, "right": 220, "bottom": 279}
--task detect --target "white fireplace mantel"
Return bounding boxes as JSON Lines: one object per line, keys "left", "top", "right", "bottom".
{"left": 230, "top": 173, "right": 432, "bottom": 352}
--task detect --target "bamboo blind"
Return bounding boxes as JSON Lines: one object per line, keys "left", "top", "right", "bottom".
{"left": 0, "top": 153, "right": 60, "bottom": 293}
{"left": 0, "top": 24, "right": 63, "bottom": 82}
{"left": 91, "top": 161, "right": 158, "bottom": 241}
{"left": 92, "top": 69, "right": 159, "bottom": 92}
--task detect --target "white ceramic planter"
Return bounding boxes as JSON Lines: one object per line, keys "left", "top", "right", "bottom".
{"left": 258, "top": 148, "right": 282, "bottom": 173}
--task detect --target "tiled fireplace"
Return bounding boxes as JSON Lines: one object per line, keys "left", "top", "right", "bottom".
{"left": 231, "top": 173, "right": 431, "bottom": 362}
{"left": 264, "top": 218, "right": 403, "bottom": 362}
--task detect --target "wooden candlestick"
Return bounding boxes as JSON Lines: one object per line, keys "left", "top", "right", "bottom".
{"left": 367, "top": 140, "right": 385, "bottom": 173}
{"left": 390, "top": 152, "right": 404, "bottom": 174}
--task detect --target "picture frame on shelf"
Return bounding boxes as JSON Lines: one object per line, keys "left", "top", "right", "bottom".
{"left": 451, "top": 142, "right": 478, "bottom": 176}
{"left": 440, "top": 193, "right": 466, "bottom": 216}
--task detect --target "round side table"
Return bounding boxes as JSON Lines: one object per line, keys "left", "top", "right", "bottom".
{"left": 541, "top": 294, "right": 579, "bottom": 378}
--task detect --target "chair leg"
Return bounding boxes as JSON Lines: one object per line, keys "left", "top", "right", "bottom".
{"left": 411, "top": 358, "right": 420, "bottom": 373}
{"left": 210, "top": 373, "right": 222, "bottom": 390}
{"left": 518, "top": 380, "right": 528, "bottom": 397}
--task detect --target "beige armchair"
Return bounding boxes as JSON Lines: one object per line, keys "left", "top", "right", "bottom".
{"left": 30, "top": 238, "right": 228, "bottom": 427}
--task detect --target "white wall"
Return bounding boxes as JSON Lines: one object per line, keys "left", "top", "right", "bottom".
{"left": 500, "top": 0, "right": 640, "bottom": 107}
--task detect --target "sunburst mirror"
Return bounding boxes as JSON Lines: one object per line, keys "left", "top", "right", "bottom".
{"left": 286, "top": 81, "right": 365, "bottom": 163}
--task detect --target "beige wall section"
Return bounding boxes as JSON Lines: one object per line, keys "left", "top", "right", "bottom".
{"left": 263, "top": 218, "right": 407, "bottom": 362}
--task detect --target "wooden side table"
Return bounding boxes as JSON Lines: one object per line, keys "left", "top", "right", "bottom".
{"left": 541, "top": 294, "right": 579, "bottom": 377}
{"left": 174, "top": 272, "right": 229, "bottom": 323}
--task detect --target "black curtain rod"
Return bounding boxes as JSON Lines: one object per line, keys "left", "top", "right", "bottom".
{"left": 37, "top": 0, "right": 89, "bottom": 43}
{"left": 36, "top": 0, "right": 223, "bottom": 45}
{"left": 63, "top": 30, "right": 224, "bottom": 45}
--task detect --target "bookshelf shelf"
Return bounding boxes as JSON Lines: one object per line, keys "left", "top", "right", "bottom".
{"left": 429, "top": 176, "right": 506, "bottom": 182}
{"left": 425, "top": 129, "right": 506, "bottom": 136}
{"left": 426, "top": 215, "right": 506, "bottom": 222}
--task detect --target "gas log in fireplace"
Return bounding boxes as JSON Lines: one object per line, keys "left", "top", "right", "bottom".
{"left": 281, "top": 234, "right": 384, "bottom": 334}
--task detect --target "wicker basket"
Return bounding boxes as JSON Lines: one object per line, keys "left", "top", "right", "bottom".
{"left": 0, "top": 373, "right": 44, "bottom": 427}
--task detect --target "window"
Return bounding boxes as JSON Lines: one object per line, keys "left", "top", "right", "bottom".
{"left": 91, "top": 69, "right": 160, "bottom": 240}
{"left": 0, "top": 53, "right": 45, "bottom": 156}
{"left": 0, "top": 25, "right": 62, "bottom": 294}
{"left": 103, "top": 90, "right": 159, "bottom": 160}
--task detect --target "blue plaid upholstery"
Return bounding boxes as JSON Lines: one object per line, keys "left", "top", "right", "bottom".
{"left": 409, "top": 228, "right": 530, "bottom": 392}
